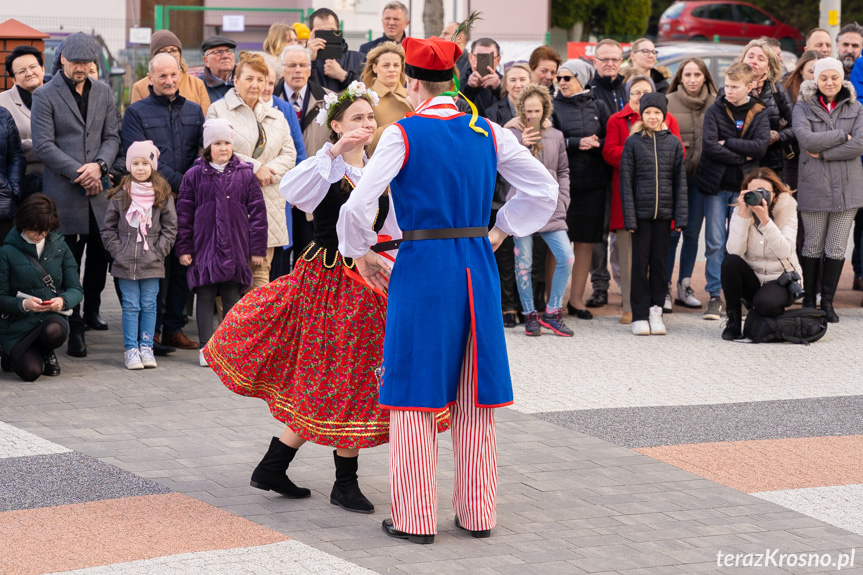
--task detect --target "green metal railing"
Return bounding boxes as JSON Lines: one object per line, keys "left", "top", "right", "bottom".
{"left": 154, "top": 5, "right": 307, "bottom": 31}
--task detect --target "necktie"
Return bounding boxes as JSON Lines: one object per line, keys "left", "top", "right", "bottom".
{"left": 291, "top": 92, "right": 302, "bottom": 120}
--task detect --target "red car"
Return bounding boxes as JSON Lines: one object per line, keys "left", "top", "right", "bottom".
{"left": 659, "top": 1, "right": 805, "bottom": 53}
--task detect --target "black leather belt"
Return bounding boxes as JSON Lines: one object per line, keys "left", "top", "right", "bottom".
{"left": 370, "top": 239, "right": 402, "bottom": 253}
{"left": 402, "top": 227, "right": 488, "bottom": 241}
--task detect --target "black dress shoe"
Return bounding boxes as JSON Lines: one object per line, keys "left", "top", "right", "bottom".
{"left": 67, "top": 331, "right": 87, "bottom": 358}
{"left": 454, "top": 515, "right": 491, "bottom": 538}
{"left": 152, "top": 340, "right": 176, "bottom": 356}
{"left": 502, "top": 312, "right": 517, "bottom": 328}
{"left": 84, "top": 313, "right": 109, "bottom": 331}
{"left": 382, "top": 518, "right": 434, "bottom": 544}
{"left": 585, "top": 291, "right": 608, "bottom": 308}
{"left": 42, "top": 351, "right": 61, "bottom": 376}
{"left": 566, "top": 303, "right": 593, "bottom": 319}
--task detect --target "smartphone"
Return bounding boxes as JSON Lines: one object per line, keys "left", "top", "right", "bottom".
{"left": 40, "top": 299, "right": 54, "bottom": 306}
{"left": 315, "top": 30, "right": 344, "bottom": 61}
{"left": 475, "top": 52, "right": 493, "bottom": 76}
{"left": 528, "top": 117, "right": 542, "bottom": 133}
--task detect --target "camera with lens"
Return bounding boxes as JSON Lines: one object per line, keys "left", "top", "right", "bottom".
{"left": 743, "top": 187, "right": 771, "bottom": 207}
{"left": 777, "top": 269, "right": 804, "bottom": 300}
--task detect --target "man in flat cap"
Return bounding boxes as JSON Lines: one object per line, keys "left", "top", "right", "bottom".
{"left": 130, "top": 29, "right": 211, "bottom": 113}
{"left": 337, "top": 35, "right": 558, "bottom": 544}
{"left": 199, "top": 35, "right": 236, "bottom": 103}
{"left": 31, "top": 31, "right": 121, "bottom": 357}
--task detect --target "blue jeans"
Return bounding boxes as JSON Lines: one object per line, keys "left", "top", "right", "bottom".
{"left": 514, "top": 230, "right": 574, "bottom": 314}
{"left": 119, "top": 278, "right": 160, "bottom": 350}
{"left": 703, "top": 190, "right": 735, "bottom": 297}
{"left": 667, "top": 178, "right": 704, "bottom": 281}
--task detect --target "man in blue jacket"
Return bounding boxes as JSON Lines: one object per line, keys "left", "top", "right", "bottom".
{"left": 359, "top": 1, "right": 410, "bottom": 55}
{"left": 122, "top": 53, "right": 204, "bottom": 354}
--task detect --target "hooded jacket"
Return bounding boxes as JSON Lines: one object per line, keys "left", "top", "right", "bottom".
{"left": 0, "top": 108, "right": 26, "bottom": 221}
{"left": 506, "top": 127, "right": 570, "bottom": 234}
{"left": 619, "top": 127, "right": 688, "bottom": 230}
{"left": 176, "top": 155, "right": 268, "bottom": 290}
{"left": 0, "top": 229, "right": 83, "bottom": 352}
{"left": 101, "top": 192, "right": 178, "bottom": 280}
{"left": 696, "top": 91, "right": 770, "bottom": 196}
{"left": 792, "top": 80, "right": 863, "bottom": 213}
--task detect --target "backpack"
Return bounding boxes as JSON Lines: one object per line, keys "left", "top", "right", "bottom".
{"left": 743, "top": 308, "right": 828, "bottom": 344}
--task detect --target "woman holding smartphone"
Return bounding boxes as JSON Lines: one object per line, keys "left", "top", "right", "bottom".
{"left": 0, "top": 194, "right": 83, "bottom": 381}
{"left": 507, "top": 83, "right": 574, "bottom": 337}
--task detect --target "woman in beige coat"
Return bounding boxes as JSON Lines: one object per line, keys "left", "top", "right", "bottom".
{"left": 360, "top": 42, "right": 412, "bottom": 154}
{"left": 207, "top": 52, "right": 297, "bottom": 288}
{"left": 721, "top": 168, "right": 800, "bottom": 340}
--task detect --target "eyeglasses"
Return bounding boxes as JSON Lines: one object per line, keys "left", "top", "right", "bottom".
{"left": 630, "top": 90, "right": 653, "bottom": 97}
{"left": 13, "top": 63, "right": 42, "bottom": 77}
{"left": 556, "top": 75, "right": 575, "bottom": 83}
{"left": 283, "top": 62, "right": 311, "bottom": 69}
{"left": 595, "top": 57, "right": 623, "bottom": 64}
{"left": 156, "top": 47, "right": 181, "bottom": 56}
{"left": 206, "top": 48, "right": 234, "bottom": 57}
{"left": 634, "top": 49, "right": 659, "bottom": 57}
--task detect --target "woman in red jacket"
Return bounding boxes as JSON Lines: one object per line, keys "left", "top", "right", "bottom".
{"left": 603, "top": 75, "right": 682, "bottom": 324}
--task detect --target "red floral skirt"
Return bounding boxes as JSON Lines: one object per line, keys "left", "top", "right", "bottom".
{"left": 204, "top": 254, "right": 448, "bottom": 448}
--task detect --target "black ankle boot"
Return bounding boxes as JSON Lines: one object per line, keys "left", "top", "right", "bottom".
{"left": 799, "top": 256, "right": 821, "bottom": 308}
{"left": 42, "top": 351, "right": 61, "bottom": 376}
{"left": 721, "top": 306, "right": 743, "bottom": 340}
{"left": 249, "top": 437, "right": 311, "bottom": 498}
{"left": 330, "top": 451, "right": 374, "bottom": 514}
{"left": 820, "top": 257, "right": 845, "bottom": 323}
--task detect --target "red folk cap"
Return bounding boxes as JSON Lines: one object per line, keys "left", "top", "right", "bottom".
{"left": 403, "top": 36, "right": 462, "bottom": 82}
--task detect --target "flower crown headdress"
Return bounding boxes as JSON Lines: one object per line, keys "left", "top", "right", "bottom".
{"left": 316, "top": 81, "right": 380, "bottom": 127}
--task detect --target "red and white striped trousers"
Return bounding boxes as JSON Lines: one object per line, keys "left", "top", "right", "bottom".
{"left": 389, "top": 333, "right": 498, "bottom": 535}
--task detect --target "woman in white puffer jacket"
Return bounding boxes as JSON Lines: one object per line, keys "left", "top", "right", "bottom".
{"left": 721, "top": 167, "right": 800, "bottom": 340}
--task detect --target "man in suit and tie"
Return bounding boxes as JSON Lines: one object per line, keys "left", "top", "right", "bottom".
{"left": 31, "top": 32, "right": 120, "bottom": 357}
{"left": 274, "top": 44, "right": 331, "bottom": 268}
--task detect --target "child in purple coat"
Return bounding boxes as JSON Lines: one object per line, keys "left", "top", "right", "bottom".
{"left": 176, "top": 118, "right": 268, "bottom": 366}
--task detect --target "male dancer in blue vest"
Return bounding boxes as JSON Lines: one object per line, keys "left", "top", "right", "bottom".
{"left": 337, "top": 35, "right": 558, "bottom": 543}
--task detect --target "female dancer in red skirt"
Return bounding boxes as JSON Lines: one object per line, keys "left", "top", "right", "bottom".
{"left": 204, "top": 83, "right": 447, "bottom": 513}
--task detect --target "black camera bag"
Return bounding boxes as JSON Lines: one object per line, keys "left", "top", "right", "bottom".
{"left": 743, "top": 308, "right": 828, "bottom": 344}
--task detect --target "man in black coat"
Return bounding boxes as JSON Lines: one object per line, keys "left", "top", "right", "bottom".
{"left": 359, "top": 1, "right": 409, "bottom": 55}
{"left": 460, "top": 38, "right": 503, "bottom": 118}
{"left": 306, "top": 8, "right": 364, "bottom": 93}
{"left": 122, "top": 53, "right": 204, "bottom": 353}
{"left": 586, "top": 38, "right": 627, "bottom": 309}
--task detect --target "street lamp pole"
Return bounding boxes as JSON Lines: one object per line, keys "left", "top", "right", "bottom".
{"left": 821, "top": 0, "right": 842, "bottom": 45}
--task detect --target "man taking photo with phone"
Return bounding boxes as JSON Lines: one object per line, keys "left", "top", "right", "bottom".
{"left": 461, "top": 38, "right": 502, "bottom": 117}
{"left": 306, "top": 8, "right": 364, "bottom": 92}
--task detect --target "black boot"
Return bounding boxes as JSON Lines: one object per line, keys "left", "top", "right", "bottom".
{"left": 67, "top": 329, "right": 87, "bottom": 358}
{"left": 1, "top": 352, "right": 10, "bottom": 373}
{"left": 799, "top": 256, "right": 820, "bottom": 308}
{"left": 249, "top": 437, "right": 311, "bottom": 498}
{"left": 820, "top": 257, "right": 845, "bottom": 323}
{"left": 42, "top": 351, "right": 61, "bottom": 376}
{"left": 330, "top": 451, "right": 374, "bottom": 514}
{"left": 722, "top": 306, "right": 743, "bottom": 341}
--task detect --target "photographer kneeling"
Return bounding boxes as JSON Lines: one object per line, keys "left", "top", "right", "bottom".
{"left": 721, "top": 168, "right": 800, "bottom": 340}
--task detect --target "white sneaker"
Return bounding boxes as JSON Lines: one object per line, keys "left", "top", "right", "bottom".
{"left": 139, "top": 345, "right": 157, "bottom": 368}
{"left": 663, "top": 283, "right": 674, "bottom": 313}
{"left": 649, "top": 305, "right": 667, "bottom": 335}
{"left": 676, "top": 278, "right": 702, "bottom": 308}
{"left": 124, "top": 348, "right": 144, "bottom": 370}
{"left": 816, "top": 293, "right": 822, "bottom": 307}
{"left": 632, "top": 320, "right": 650, "bottom": 335}
{"left": 199, "top": 349, "right": 209, "bottom": 367}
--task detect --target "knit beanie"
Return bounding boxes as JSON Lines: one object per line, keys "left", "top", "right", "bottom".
{"left": 126, "top": 140, "right": 160, "bottom": 172}
{"left": 639, "top": 92, "right": 668, "bottom": 120}
{"left": 203, "top": 118, "right": 234, "bottom": 149}
{"left": 813, "top": 57, "right": 845, "bottom": 81}
{"left": 558, "top": 59, "right": 593, "bottom": 90}
{"left": 150, "top": 30, "right": 182, "bottom": 58}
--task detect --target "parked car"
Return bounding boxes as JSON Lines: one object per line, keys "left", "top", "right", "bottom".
{"left": 658, "top": 1, "right": 805, "bottom": 54}
{"left": 650, "top": 42, "right": 798, "bottom": 81}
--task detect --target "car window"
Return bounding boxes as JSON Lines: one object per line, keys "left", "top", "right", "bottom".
{"left": 716, "top": 56, "right": 737, "bottom": 77}
{"left": 736, "top": 4, "right": 772, "bottom": 25}
{"left": 692, "top": 3, "right": 735, "bottom": 21}
{"left": 662, "top": 2, "right": 687, "bottom": 19}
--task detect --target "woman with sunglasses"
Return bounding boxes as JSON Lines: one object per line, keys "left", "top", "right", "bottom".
{"left": 627, "top": 38, "right": 670, "bottom": 94}
{"left": 551, "top": 60, "right": 611, "bottom": 319}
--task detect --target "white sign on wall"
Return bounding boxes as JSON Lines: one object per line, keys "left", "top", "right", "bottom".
{"left": 129, "top": 27, "right": 152, "bottom": 45}
{"left": 222, "top": 15, "right": 245, "bottom": 32}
